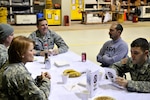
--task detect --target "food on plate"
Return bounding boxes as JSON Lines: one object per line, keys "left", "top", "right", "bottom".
{"left": 94, "top": 96, "right": 115, "bottom": 100}
{"left": 63, "top": 69, "right": 81, "bottom": 78}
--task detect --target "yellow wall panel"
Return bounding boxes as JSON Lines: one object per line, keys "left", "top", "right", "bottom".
{"left": 71, "top": 0, "right": 84, "bottom": 20}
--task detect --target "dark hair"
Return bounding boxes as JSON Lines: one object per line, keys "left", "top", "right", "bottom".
{"left": 116, "top": 24, "right": 123, "bottom": 33}
{"left": 37, "top": 17, "right": 47, "bottom": 26}
{"left": 131, "top": 38, "right": 149, "bottom": 51}
{"left": 8, "top": 36, "right": 35, "bottom": 63}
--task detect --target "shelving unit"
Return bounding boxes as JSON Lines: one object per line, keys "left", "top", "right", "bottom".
{"left": 81, "top": 0, "right": 112, "bottom": 24}
{"left": 0, "top": 0, "right": 41, "bottom": 24}
{"left": 81, "top": 11, "right": 104, "bottom": 24}
{"left": 119, "top": 0, "right": 147, "bottom": 14}
{"left": 84, "top": 0, "right": 111, "bottom": 11}
{"left": 9, "top": 0, "right": 33, "bottom": 22}
{"left": 0, "top": 0, "right": 69, "bottom": 25}
{"left": 33, "top": 4, "right": 45, "bottom": 13}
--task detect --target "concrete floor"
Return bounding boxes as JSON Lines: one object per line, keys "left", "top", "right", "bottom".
{"left": 13, "top": 21, "right": 150, "bottom": 65}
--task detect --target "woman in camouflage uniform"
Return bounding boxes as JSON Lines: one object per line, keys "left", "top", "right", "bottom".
{"left": 0, "top": 36, "right": 51, "bottom": 99}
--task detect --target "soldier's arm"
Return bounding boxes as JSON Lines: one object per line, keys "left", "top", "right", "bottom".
{"left": 127, "top": 80, "right": 150, "bottom": 93}
{"left": 10, "top": 71, "right": 51, "bottom": 99}
{"left": 52, "top": 31, "right": 69, "bottom": 54}
{"left": 110, "top": 57, "right": 130, "bottom": 77}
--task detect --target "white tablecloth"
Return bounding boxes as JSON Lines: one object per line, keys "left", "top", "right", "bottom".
{"left": 25, "top": 51, "right": 150, "bottom": 100}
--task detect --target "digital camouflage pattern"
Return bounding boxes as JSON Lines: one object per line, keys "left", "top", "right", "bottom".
{"left": 0, "top": 62, "right": 50, "bottom": 100}
{"left": 149, "top": 42, "right": 150, "bottom": 55}
{"left": 110, "top": 57, "right": 150, "bottom": 93}
{"left": 0, "top": 44, "right": 8, "bottom": 68}
{"left": 28, "top": 29, "right": 69, "bottom": 56}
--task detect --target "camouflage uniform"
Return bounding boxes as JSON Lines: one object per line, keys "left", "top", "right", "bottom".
{"left": 0, "top": 62, "right": 50, "bottom": 100}
{"left": 149, "top": 42, "right": 150, "bottom": 55}
{"left": 110, "top": 57, "right": 150, "bottom": 93}
{"left": 0, "top": 44, "right": 8, "bottom": 68}
{"left": 29, "top": 29, "right": 69, "bottom": 56}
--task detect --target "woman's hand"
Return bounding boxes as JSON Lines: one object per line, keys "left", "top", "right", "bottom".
{"left": 41, "top": 72, "right": 51, "bottom": 80}
{"left": 44, "top": 72, "right": 51, "bottom": 79}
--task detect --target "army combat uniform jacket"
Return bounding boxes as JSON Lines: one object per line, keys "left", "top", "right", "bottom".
{"left": 0, "top": 62, "right": 50, "bottom": 100}
{"left": 28, "top": 29, "right": 69, "bottom": 56}
{"left": 0, "top": 44, "right": 8, "bottom": 68}
{"left": 110, "top": 57, "right": 150, "bottom": 93}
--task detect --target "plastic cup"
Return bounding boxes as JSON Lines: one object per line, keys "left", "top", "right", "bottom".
{"left": 61, "top": 74, "right": 69, "bottom": 84}
{"left": 80, "top": 90, "right": 89, "bottom": 100}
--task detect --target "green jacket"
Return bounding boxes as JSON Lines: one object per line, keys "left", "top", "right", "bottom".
{"left": 0, "top": 44, "right": 8, "bottom": 68}
{"left": 110, "top": 57, "right": 150, "bottom": 93}
{"left": 0, "top": 62, "right": 50, "bottom": 100}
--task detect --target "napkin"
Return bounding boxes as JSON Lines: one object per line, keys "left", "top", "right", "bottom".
{"left": 111, "top": 82, "right": 125, "bottom": 89}
{"left": 54, "top": 61, "right": 70, "bottom": 67}
{"left": 77, "top": 80, "right": 86, "bottom": 87}
{"left": 63, "top": 83, "right": 86, "bottom": 92}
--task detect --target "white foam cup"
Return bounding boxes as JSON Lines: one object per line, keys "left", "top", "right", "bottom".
{"left": 61, "top": 74, "right": 69, "bottom": 84}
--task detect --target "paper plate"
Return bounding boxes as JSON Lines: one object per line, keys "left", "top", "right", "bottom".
{"left": 93, "top": 96, "right": 115, "bottom": 100}
{"left": 54, "top": 61, "right": 70, "bottom": 67}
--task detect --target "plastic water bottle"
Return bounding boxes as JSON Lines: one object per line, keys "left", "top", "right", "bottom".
{"left": 45, "top": 58, "right": 51, "bottom": 69}
{"left": 44, "top": 42, "right": 51, "bottom": 69}
{"left": 44, "top": 42, "right": 49, "bottom": 63}
{"left": 44, "top": 53, "right": 51, "bottom": 69}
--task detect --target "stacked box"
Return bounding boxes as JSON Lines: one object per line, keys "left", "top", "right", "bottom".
{"left": 0, "top": 7, "right": 7, "bottom": 23}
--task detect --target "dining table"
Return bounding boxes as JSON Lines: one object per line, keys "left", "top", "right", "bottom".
{"left": 25, "top": 51, "right": 150, "bottom": 100}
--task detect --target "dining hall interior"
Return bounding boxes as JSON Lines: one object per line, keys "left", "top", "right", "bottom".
{"left": 8, "top": 21, "right": 150, "bottom": 100}
{"left": 13, "top": 21, "right": 150, "bottom": 80}
{"left": 1, "top": 0, "right": 150, "bottom": 99}
{"left": 14, "top": 21, "right": 150, "bottom": 64}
